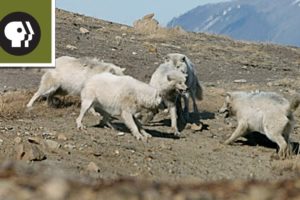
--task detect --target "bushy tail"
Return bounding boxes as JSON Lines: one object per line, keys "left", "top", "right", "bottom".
{"left": 289, "top": 93, "right": 300, "bottom": 112}
{"left": 195, "top": 80, "right": 203, "bottom": 101}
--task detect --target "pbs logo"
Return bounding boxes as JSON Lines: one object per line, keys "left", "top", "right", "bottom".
{"left": 0, "top": 12, "right": 41, "bottom": 56}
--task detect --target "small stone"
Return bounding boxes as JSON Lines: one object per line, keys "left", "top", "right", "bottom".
{"left": 132, "top": 52, "right": 137, "bottom": 55}
{"left": 0, "top": 139, "right": 3, "bottom": 144}
{"left": 57, "top": 134, "right": 67, "bottom": 141}
{"left": 15, "top": 143, "right": 46, "bottom": 161}
{"left": 14, "top": 137, "right": 22, "bottom": 144}
{"left": 79, "top": 27, "right": 89, "bottom": 34}
{"left": 241, "top": 65, "right": 248, "bottom": 70}
{"left": 115, "top": 150, "right": 120, "bottom": 155}
{"left": 42, "top": 131, "right": 57, "bottom": 137}
{"left": 66, "top": 44, "right": 77, "bottom": 50}
{"left": 233, "top": 79, "right": 247, "bottom": 83}
{"left": 117, "top": 132, "right": 125, "bottom": 136}
{"left": 45, "top": 139, "right": 61, "bottom": 150}
{"left": 87, "top": 162, "right": 100, "bottom": 173}
{"left": 64, "top": 144, "right": 76, "bottom": 150}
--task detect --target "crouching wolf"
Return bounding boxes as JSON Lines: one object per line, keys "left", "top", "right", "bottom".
{"left": 76, "top": 72, "right": 186, "bottom": 141}
{"left": 219, "top": 91, "right": 300, "bottom": 158}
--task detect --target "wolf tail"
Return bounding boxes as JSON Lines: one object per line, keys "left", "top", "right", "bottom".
{"left": 289, "top": 94, "right": 300, "bottom": 112}
{"left": 195, "top": 79, "right": 203, "bottom": 100}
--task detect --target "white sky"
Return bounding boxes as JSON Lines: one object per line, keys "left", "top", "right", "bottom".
{"left": 56, "top": 0, "right": 230, "bottom": 26}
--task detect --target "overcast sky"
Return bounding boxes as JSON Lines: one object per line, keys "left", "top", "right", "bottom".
{"left": 56, "top": 0, "right": 230, "bottom": 26}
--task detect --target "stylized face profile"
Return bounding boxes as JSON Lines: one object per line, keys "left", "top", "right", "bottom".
{"left": 4, "top": 21, "right": 35, "bottom": 48}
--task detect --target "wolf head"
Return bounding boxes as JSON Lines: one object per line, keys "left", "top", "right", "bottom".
{"left": 166, "top": 70, "right": 188, "bottom": 95}
{"left": 107, "top": 64, "right": 126, "bottom": 76}
{"left": 219, "top": 92, "right": 234, "bottom": 117}
{"left": 164, "top": 53, "right": 189, "bottom": 74}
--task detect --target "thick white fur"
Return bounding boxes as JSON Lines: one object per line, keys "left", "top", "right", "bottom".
{"left": 27, "top": 56, "right": 125, "bottom": 108}
{"left": 164, "top": 53, "right": 203, "bottom": 121}
{"left": 149, "top": 63, "right": 188, "bottom": 135}
{"left": 219, "top": 91, "right": 300, "bottom": 159}
{"left": 76, "top": 72, "right": 163, "bottom": 141}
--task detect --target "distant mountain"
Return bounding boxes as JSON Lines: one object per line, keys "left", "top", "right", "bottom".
{"left": 168, "top": 0, "right": 300, "bottom": 47}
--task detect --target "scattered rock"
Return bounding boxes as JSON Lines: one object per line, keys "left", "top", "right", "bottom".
{"left": 45, "top": 140, "right": 61, "bottom": 151}
{"left": 233, "top": 79, "right": 247, "bottom": 83}
{"left": 66, "top": 44, "right": 77, "bottom": 50}
{"left": 42, "top": 131, "right": 57, "bottom": 139}
{"left": 142, "top": 13, "right": 155, "bottom": 20}
{"left": 132, "top": 52, "right": 137, "bottom": 55}
{"left": 0, "top": 139, "right": 3, "bottom": 144}
{"left": 87, "top": 162, "right": 100, "bottom": 173}
{"left": 115, "top": 36, "right": 122, "bottom": 46}
{"left": 57, "top": 134, "right": 67, "bottom": 141}
{"left": 133, "top": 13, "right": 159, "bottom": 34}
{"left": 79, "top": 27, "right": 89, "bottom": 34}
{"left": 117, "top": 132, "right": 125, "bottom": 136}
{"left": 15, "top": 143, "right": 46, "bottom": 161}
{"left": 14, "top": 137, "right": 22, "bottom": 144}
{"left": 241, "top": 65, "right": 248, "bottom": 70}
{"left": 64, "top": 144, "right": 76, "bottom": 150}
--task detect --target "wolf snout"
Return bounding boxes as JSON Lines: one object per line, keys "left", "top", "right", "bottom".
{"left": 218, "top": 107, "right": 229, "bottom": 118}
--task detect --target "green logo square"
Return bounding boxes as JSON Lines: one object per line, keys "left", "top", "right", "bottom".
{"left": 0, "top": 0, "right": 54, "bottom": 67}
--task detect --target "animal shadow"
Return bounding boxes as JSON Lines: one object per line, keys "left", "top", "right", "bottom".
{"left": 145, "top": 129, "right": 181, "bottom": 139}
{"left": 238, "top": 132, "right": 278, "bottom": 149}
{"left": 93, "top": 121, "right": 180, "bottom": 140}
{"left": 237, "top": 132, "right": 300, "bottom": 154}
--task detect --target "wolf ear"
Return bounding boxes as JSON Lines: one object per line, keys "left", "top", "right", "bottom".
{"left": 167, "top": 74, "right": 175, "bottom": 82}
{"left": 225, "top": 92, "right": 233, "bottom": 100}
{"left": 181, "top": 56, "right": 186, "bottom": 62}
{"left": 108, "top": 68, "right": 115, "bottom": 74}
{"left": 167, "top": 74, "right": 172, "bottom": 82}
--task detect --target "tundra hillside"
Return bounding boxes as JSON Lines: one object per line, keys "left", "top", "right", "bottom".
{"left": 0, "top": 9, "right": 300, "bottom": 199}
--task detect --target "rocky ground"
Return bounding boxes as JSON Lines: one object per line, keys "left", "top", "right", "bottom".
{"left": 1, "top": 9, "right": 300, "bottom": 199}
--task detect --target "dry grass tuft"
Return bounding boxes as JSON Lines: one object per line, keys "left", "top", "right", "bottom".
{"left": 0, "top": 90, "right": 81, "bottom": 120}
{"left": 0, "top": 91, "right": 31, "bottom": 119}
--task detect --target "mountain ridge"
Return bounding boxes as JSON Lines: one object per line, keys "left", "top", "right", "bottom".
{"left": 168, "top": 0, "right": 300, "bottom": 47}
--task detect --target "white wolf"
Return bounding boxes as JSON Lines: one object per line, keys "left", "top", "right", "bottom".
{"left": 219, "top": 91, "right": 300, "bottom": 158}
{"left": 164, "top": 53, "right": 203, "bottom": 120}
{"left": 150, "top": 63, "right": 188, "bottom": 135}
{"left": 76, "top": 72, "right": 187, "bottom": 141}
{"left": 27, "top": 56, "right": 125, "bottom": 108}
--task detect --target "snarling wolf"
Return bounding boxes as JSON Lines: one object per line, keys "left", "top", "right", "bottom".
{"left": 149, "top": 63, "right": 188, "bottom": 135}
{"left": 164, "top": 53, "right": 203, "bottom": 121}
{"left": 219, "top": 91, "right": 300, "bottom": 158}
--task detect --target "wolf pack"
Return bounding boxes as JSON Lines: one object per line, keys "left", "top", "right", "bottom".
{"left": 27, "top": 53, "right": 300, "bottom": 159}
